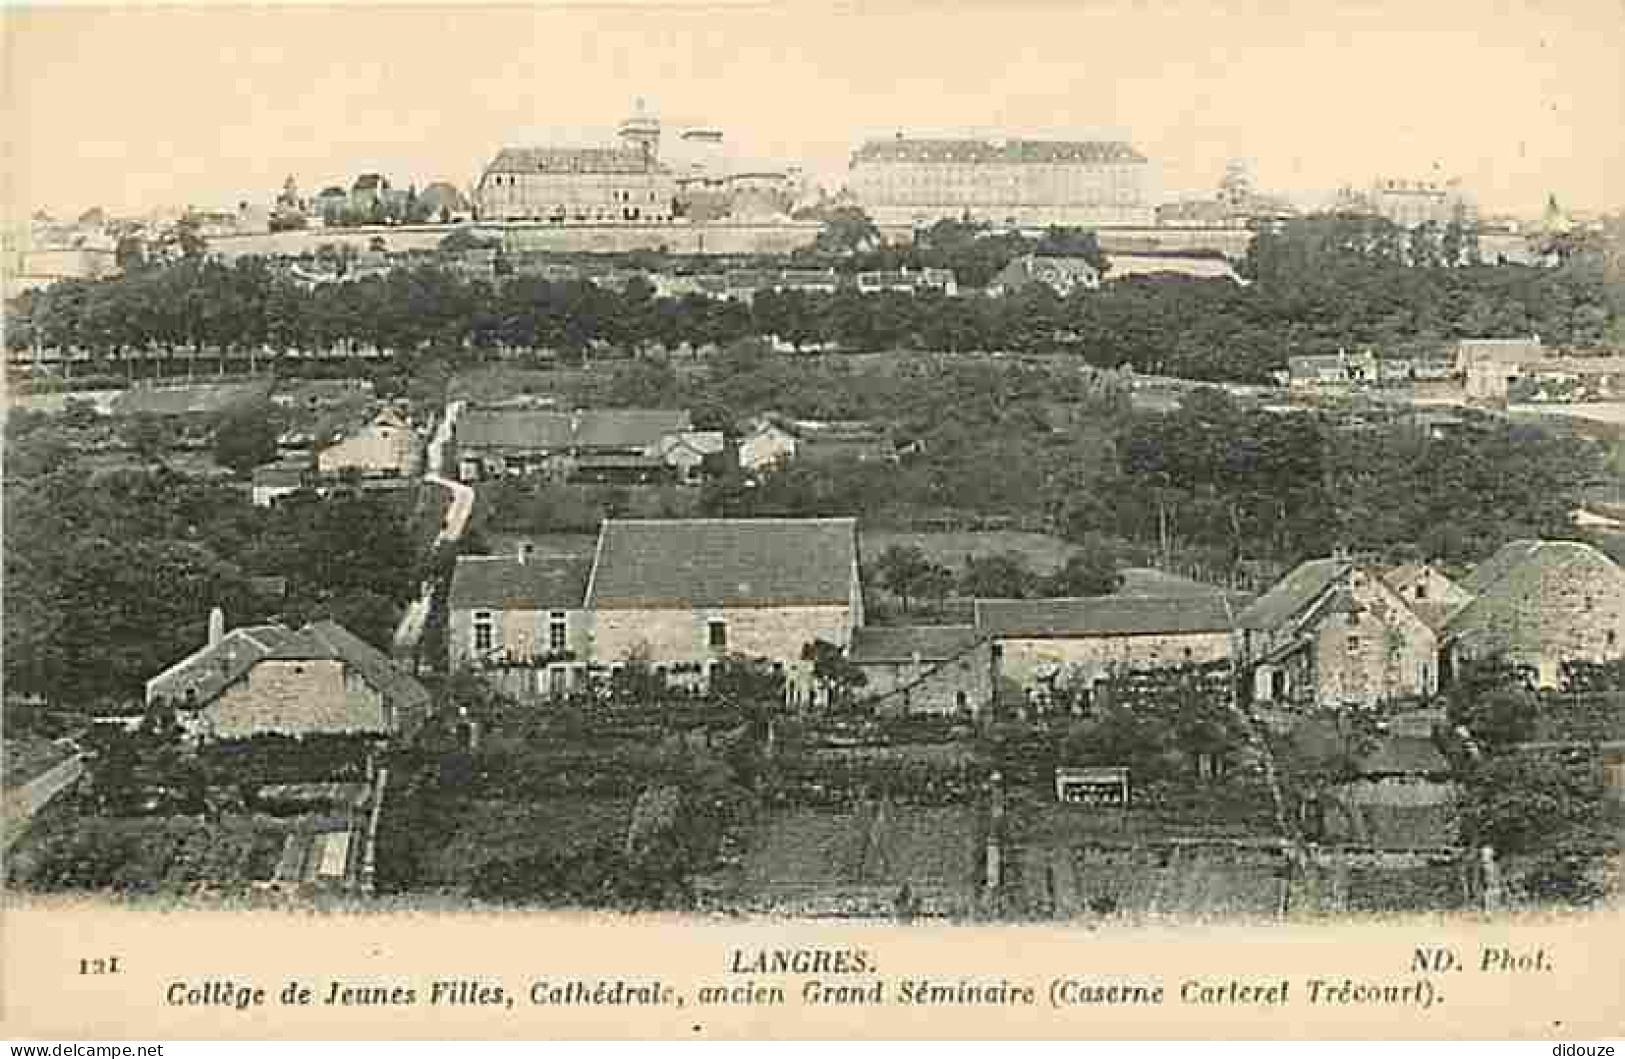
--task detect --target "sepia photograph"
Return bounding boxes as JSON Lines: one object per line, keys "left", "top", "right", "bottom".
{"left": 1, "top": 0, "right": 1622, "bottom": 1042}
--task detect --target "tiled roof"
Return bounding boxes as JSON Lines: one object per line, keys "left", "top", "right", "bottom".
{"left": 974, "top": 592, "right": 1248, "bottom": 639}
{"left": 485, "top": 146, "right": 669, "bottom": 176}
{"left": 853, "top": 137, "right": 1147, "bottom": 165}
{"left": 1237, "top": 558, "right": 1352, "bottom": 631}
{"left": 850, "top": 625, "right": 982, "bottom": 664}
{"left": 585, "top": 518, "right": 859, "bottom": 609}
{"left": 1448, "top": 539, "right": 1625, "bottom": 640}
{"left": 450, "top": 554, "right": 592, "bottom": 611}
{"left": 456, "top": 409, "right": 691, "bottom": 452}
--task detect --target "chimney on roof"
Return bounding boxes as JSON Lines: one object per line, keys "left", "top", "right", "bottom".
{"left": 208, "top": 606, "right": 226, "bottom": 648}
{"left": 518, "top": 540, "right": 534, "bottom": 565}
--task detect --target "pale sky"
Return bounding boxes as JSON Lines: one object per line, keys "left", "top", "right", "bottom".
{"left": 4, "top": 0, "right": 1623, "bottom": 219}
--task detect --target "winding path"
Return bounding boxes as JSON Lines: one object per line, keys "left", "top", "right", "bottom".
{"left": 392, "top": 400, "right": 473, "bottom": 657}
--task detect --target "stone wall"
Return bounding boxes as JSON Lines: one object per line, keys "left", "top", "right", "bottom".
{"left": 1454, "top": 555, "right": 1625, "bottom": 687}
{"left": 317, "top": 423, "right": 421, "bottom": 477}
{"left": 197, "top": 659, "right": 389, "bottom": 738}
{"left": 994, "top": 629, "right": 1235, "bottom": 700}
{"left": 588, "top": 604, "right": 856, "bottom": 701}
{"left": 859, "top": 641, "right": 992, "bottom": 716}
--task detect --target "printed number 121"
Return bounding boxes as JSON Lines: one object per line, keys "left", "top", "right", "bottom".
{"left": 79, "top": 957, "right": 121, "bottom": 975}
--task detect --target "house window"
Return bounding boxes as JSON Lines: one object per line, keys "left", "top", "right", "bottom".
{"left": 1414, "top": 584, "right": 1428, "bottom": 600}
{"left": 548, "top": 665, "right": 568, "bottom": 699}
{"left": 549, "top": 612, "right": 567, "bottom": 653}
{"left": 1348, "top": 635, "right": 1362, "bottom": 652}
{"left": 708, "top": 619, "right": 728, "bottom": 651}
{"left": 473, "top": 610, "right": 495, "bottom": 653}
{"left": 1609, "top": 630, "right": 1619, "bottom": 649}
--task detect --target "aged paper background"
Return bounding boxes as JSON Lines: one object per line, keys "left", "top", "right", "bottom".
{"left": 2, "top": 899, "right": 1621, "bottom": 1039}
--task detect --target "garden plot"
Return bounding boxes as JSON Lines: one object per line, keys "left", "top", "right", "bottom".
{"left": 739, "top": 801, "right": 979, "bottom": 916}
{"left": 423, "top": 797, "right": 636, "bottom": 892}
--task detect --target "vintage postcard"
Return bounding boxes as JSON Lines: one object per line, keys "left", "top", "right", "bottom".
{"left": 2, "top": 0, "right": 1622, "bottom": 1042}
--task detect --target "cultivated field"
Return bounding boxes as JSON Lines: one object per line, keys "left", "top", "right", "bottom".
{"left": 422, "top": 796, "right": 635, "bottom": 892}
{"left": 6, "top": 810, "right": 338, "bottom": 894}
{"left": 738, "top": 800, "right": 979, "bottom": 916}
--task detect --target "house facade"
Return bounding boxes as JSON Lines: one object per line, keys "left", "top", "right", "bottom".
{"left": 447, "top": 549, "right": 594, "bottom": 701}
{"left": 453, "top": 408, "right": 694, "bottom": 483}
{"left": 737, "top": 417, "right": 897, "bottom": 473}
{"left": 1240, "top": 559, "right": 1439, "bottom": 709}
{"left": 316, "top": 407, "right": 420, "bottom": 478}
{"left": 849, "top": 625, "right": 989, "bottom": 716}
{"left": 1444, "top": 539, "right": 1625, "bottom": 687}
{"left": 145, "top": 613, "right": 429, "bottom": 741}
{"left": 447, "top": 518, "right": 864, "bottom": 706}
{"left": 975, "top": 593, "right": 1246, "bottom": 711}
{"left": 1381, "top": 562, "right": 1473, "bottom": 632}
{"left": 987, "top": 254, "right": 1102, "bottom": 297}
{"left": 584, "top": 518, "right": 863, "bottom": 705}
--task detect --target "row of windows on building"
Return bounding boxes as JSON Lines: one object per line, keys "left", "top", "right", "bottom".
{"left": 470, "top": 612, "right": 731, "bottom": 655}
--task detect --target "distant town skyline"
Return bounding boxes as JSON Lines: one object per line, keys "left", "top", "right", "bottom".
{"left": 6, "top": 0, "right": 1622, "bottom": 221}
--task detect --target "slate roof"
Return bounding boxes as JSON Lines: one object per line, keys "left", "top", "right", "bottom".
{"left": 147, "top": 619, "right": 429, "bottom": 724}
{"left": 850, "top": 625, "right": 982, "bottom": 664}
{"left": 974, "top": 592, "right": 1249, "bottom": 639}
{"left": 1236, "top": 558, "right": 1352, "bottom": 631}
{"left": 277, "top": 620, "right": 430, "bottom": 715}
{"left": 450, "top": 554, "right": 593, "bottom": 611}
{"left": 585, "top": 518, "right": 859, "bottom": 609}
{"left": 146, "top": 624, "right": 295, "bottom": 708}
{"left": 1448, "top": 539, "right": 1625, "bottom": 640}
{"left": 456, "top": 409, "right": 691, "bottom": 452}
{"left": 853, "top": 137, "right": 1147, "bottom": 165}
{"left": 484, "top": 146, "right": 669, "bottom": 176}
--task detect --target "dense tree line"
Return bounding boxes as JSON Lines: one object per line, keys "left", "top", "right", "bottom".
{"left": 8, "top": 214, "right": 1616, "bottom": 386}
{"left": 3, "top": 465, "right": 421, "bottom": 705}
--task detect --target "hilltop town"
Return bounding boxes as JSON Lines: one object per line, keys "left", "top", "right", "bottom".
{"left": 4, "top": 96, "right": 1624, "bottom": 922}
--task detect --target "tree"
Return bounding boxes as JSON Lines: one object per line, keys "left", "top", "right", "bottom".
{"left": 959, "top": 552, "right": 1036, "bottom": 599}
{"left": 120, "top": 413, "right": 171, "bottom": 467}
{"left": 814, "top": 206, "right": 880, "bottom": 255}
{"left": 875, "top": 544, "right": 941, "bottom": 613}
{"left": 1045, "top": 545, "right": 1121, "bottom": 597}
{"left": 1447, "top": 656, "right": 1539, "bottom": 750}
{"left": 710, "top": 654, "right": 786, "bottom": 706}
{"left": 802, "top": 639, "right": 867, "bottom": 709}
{"left": 212, "top": 402, "right": 280, "bottom": 475}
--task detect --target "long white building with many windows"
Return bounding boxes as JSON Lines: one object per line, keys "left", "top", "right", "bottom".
{"left": 848, "top": 134, "right": 1156, "bottom": 228}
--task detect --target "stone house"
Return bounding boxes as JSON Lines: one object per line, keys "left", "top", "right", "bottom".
{"left": 974, "top": 593, "right": 1248, "bottom": 710}
{"left": 986, "top": 254, "right": 1101, "bottom": 296}
{"left": 1455, "top": 336, "right": 1543, "bottom": 403}
{"left": 1381, "top": 562, "right": 1474, "bottom": 632}
{"left": 447, "top": 518, "right": 864, "bottom": 706}
{"left": 251, "top": 460, "right": 310, "bottom": 507}
{"left": 145, "top": 611, "right": 429, "bottom": 741}
{"left": 1239, "top": 559, "right": 1439, "bottom": 709}
{"left": 1444, "top": 539, "right": 1625, "bottom": 688}
{"left": 737, "top": 416, "right": 897, "bottom": 473}
{"left": 447, "top": 547, "right": 595, "bottom": 701}
{"left": 849, "top": 625, "right": 988, "bottom": 716}
{"left": 316, "top": 406, "right": 420, "bottom": 478}
{"left": 584, "top": 518, "right": 863, "bottom": 705}
{"left": 453, "top": 407, "right": 694, "bottom": 483}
